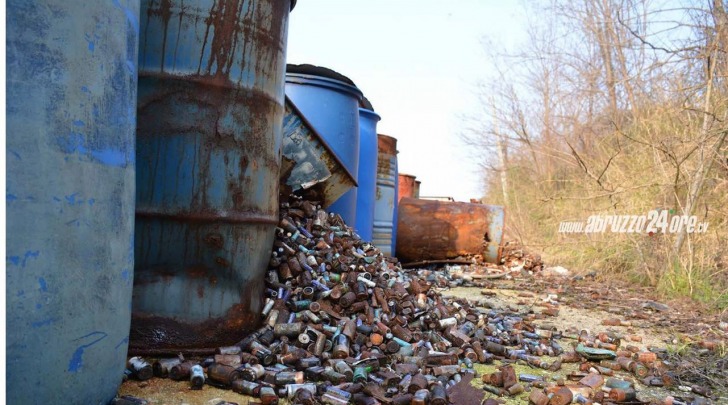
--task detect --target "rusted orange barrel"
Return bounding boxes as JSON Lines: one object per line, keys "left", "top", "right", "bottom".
{"left": 398, "top": 173, "right": 417, "bottom": 202}
{"left": 395, "top": 198, "right": 505, "bottom": 264}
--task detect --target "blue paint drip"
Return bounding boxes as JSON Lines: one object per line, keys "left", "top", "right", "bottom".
{"left": 88, "top": 198, "right": 95, "bottom": 206}
{"left": 8, "top": 256, "right": 20, "bottom": 266}
{"left": 65, "top": 193, "right": 78, "bottom": 205}
{"left": 8, "top": 150, "right": 21, "bottom": 160}
{"left": 81, "top": 86, "right": 90, "bottom": 93}
{"left": 68, "top": 331, "right": 108, "bottom": 372}
{"left": 57, "top": 132, "right": 129, "bottom": 168}
{"left": 7, "top": 194, "right": 18, "bottom": 202}
{"left": 22, "top": 251, "right": 40, "bottom": 267}
{"left": 91, "top": 148, "right": 127, "bottom": 167}
{"left": 84, "top": 33, "right": 95, "bottom": 53}
{"left": 68, "top": 350, "right": 84, "bottom": 372}
{"left": 115, "top": 336, "right": 129, "bottom": 350}
{"left": 121, "top": 269, "right": 130, "bottom": 281}
{"left": 38, "top": 277, "right": 48, "bottom": 292}
{"left": 35, "top": 303, "right": 42, "bottom": 309}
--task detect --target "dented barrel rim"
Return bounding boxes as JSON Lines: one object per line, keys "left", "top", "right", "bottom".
{"left": 359, "top": 108, "right": 381, "bottom": 122}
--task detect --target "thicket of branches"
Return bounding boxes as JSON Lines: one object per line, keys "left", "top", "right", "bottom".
{"left": 465, "top": 0, "right": 728, "bottom": 309}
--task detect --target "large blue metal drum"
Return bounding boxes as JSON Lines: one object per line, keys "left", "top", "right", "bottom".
{"left": 354, "top": 108, "right": 381, "bottom": 241}
{"left": 132, "top": 0, "right": 293, "bottom": 351}
{"left": 285, "top": 68, "right": 363, "bottom": 225}
{"left": 6, "top": 1, "right": 139, "bottom": 403}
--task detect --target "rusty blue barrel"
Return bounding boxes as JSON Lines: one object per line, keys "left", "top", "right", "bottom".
{"left": 373, "top": 134, "right": 399, "bottom": 255}
{"left": 354, "top": 108, "right": 381, "bottom": 241}
{"left": 6, "top": 1, "right": 139, "bottom": 403}
{"left": 132, "top": 0, "right": 293, "bottom": 352}
{"left": 285, "top": 65, "right": 363, "bottom": 226}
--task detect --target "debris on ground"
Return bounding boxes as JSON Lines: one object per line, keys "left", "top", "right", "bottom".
{"left": 117, "top": 196, "right": 726, "bottom": 405}
{"left": 500, "top": 240, "right": 544, "bottom": 274}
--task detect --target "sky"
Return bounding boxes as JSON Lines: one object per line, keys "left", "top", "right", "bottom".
{"left": 286, "top": 0, "right": 527, "bottom": 202}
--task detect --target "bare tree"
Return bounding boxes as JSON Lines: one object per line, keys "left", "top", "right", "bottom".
{"left": 465, "top": 0, "right": 728, "bottom": 298}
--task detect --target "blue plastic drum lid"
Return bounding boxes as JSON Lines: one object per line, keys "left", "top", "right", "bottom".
{"left": 354, "top": 108, "right": 381, "bottom": 242}
{"left": 6, "top": 1, "right": 139, "bottom": 403}
{"left": 285, "top": 71, "right": 363, "bottom": 226}
{"left": 132, "top": 0, "right": 292, "bottom": 351}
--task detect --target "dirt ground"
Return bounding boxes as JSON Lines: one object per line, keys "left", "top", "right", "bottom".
{"left": 119, "top": 378, "right": 258, "bottom": 405}
{"left": 443, "top": 286, "right": 672, "bottom": 351}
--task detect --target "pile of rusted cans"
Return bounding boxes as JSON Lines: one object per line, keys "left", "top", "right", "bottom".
{"left": 122, "top": 197, "right": 715, "bottom": 405}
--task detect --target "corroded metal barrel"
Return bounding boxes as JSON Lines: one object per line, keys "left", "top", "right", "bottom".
{"left": 7, "top": 1, "right": 139, "bottom": 402}
{"left": 132, "top": 0, "right": 293, "bottom": 351}
{"left": 372, "top": 135, "right": 398, "bottom": 255}
{"left": 396, "top": 198, "right": 505, "bottom": 264}
{"left": 398, "top": 173, "right": 417, "bottom": 202}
